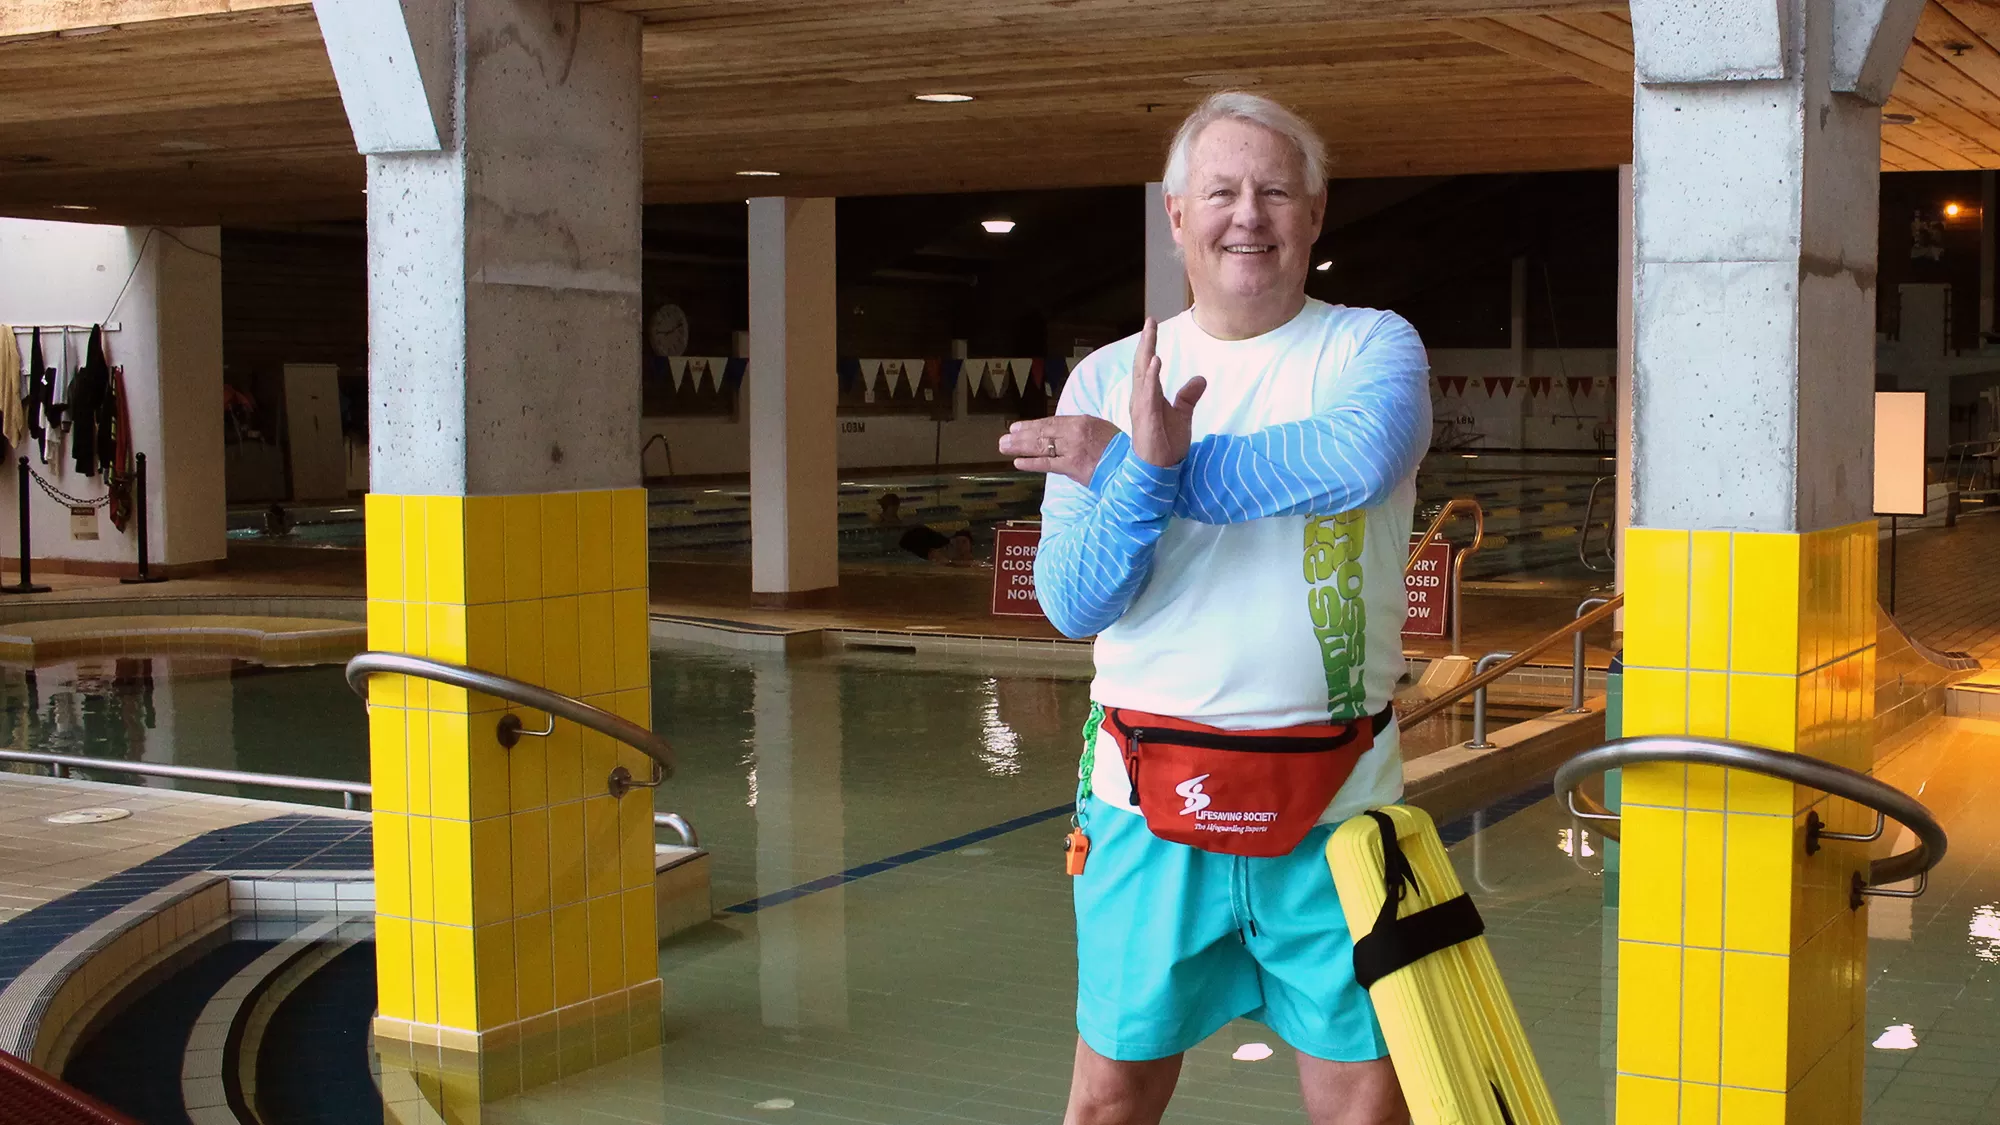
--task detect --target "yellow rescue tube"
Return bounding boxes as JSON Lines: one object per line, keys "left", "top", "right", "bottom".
{"left": 1327, "top": 805, "right": 1559, "bottom": 1125}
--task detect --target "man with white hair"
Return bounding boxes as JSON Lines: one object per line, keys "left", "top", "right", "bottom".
{"left": 998, "top": 92, "right": 1429, "bottom": 1124}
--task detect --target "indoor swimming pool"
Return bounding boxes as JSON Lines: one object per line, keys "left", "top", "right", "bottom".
{"left": 11, "top": 641, "right": 2000, "bottom": 1123}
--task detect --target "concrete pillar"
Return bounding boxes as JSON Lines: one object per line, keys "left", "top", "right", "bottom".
{"left": 1616, "top": 166, "right": 1635, "bottom": 612}
{"left": 1145, "top": 182, "right": 1190, "bottom": 324}
{"left": 315, "top": 0, "right": 658, "bottom": 1069}
{"left": 747, "top": 197, "right": 838, "bottom": 602}
{"left": 0, "top": 220, "right": 224, "bottom": 578}
{"left": 1617, "top": 2, "right": 1922, "bottom": 1123}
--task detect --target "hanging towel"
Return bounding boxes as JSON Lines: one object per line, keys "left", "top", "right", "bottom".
{"left": 0, "top": 328, "right": 22, "bottom": 449}
{"left": 108, "top": 366, "right": 133, "bottom": 531}
{"left": 68, "top": 325, "right": 114, "bottom": 477}
{"left": 25, "top": 329, "right": 45, "bottom": 452}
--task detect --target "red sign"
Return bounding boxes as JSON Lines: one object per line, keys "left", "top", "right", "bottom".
{"left": 1405, "top": 536, "right": 1451, "bottom": 638}
{"left": 991, "top": 523, "right": 1045, "bottom": 617}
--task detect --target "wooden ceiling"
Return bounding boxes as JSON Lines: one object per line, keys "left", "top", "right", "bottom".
{"left": 6, "top": 0, "right": 2000, "bottom": 225}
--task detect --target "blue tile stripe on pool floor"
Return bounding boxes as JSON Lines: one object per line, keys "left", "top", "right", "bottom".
{"left": 722, "top": 803, "right": 1075, "bottom": 915}
{"left": 0, "top": 814, "right": 369, "bottom": 994}
{"left": 720, "top": 778, "right": 1553, "bottom": 916}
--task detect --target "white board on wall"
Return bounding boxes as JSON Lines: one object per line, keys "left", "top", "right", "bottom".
{"left": 1874, "top": 391, "right": 1927, "bottom": 517}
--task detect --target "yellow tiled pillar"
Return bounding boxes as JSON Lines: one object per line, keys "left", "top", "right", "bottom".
{"left": 364, "top": 488, "right": 660, "bottom": 1055}
{"left": 1616, "top": 522, "right": 1878, "bottom": 1125}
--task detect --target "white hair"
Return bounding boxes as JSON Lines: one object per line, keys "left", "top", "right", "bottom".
{"left": 1161, "top": 91, "right": 1327, "bottom": 197}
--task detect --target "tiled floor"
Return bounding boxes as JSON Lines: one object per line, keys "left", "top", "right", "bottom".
{"left": 1880, "top": 512, "right": 2000, "bottom": 666}
{"left": 0, "top": 773, "right": 366, "bottom": 928}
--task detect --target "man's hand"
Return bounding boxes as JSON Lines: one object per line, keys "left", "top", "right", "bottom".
{"left": 998, "top": 319, "right": 1205, "bottom": 484}
{"left": 999, "top": 413, "right": 1120, "bottom": 486}
{"left": 1127, "top": 317, "right": 1205, "bottom": 467}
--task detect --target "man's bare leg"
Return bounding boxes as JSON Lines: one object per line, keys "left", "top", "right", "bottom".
{"left": 1062, "top": 1038, "right": 1183, "bottom": 1125}
{"left": 1297, "top": 1052, "right": 1407, "bottom": 1125}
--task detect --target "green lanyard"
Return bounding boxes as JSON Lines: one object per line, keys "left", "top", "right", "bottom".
{"left": 1075, "top": 703, "right": 1105, "bottom": 830}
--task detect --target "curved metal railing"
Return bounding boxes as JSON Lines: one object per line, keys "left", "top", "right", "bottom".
{"left": 0, "top": 749, "right": 370, "bottom": 809}
{"left": 344, "top": 652, "right": 676, "bottom": 799}
{"left": 1554, "top": 736, "right": 1947, "bottom": 904}
{"left": 1398, "top": 593, "right": 1621, "bottom": 730}
{"left": 1576, "top": 474, "right": 1616, "bottom": 573}
{"left": 1406, "top": 497, "right": 1486, "bottom": 654}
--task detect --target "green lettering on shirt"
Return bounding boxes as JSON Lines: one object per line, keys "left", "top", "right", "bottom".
{"left": 1304, "top": 511, "right": 1368, "bottom": 720}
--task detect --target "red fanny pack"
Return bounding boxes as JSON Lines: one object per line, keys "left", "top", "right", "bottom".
{"left": 1103, "top": 707, "right": 1388, "bottom": 858}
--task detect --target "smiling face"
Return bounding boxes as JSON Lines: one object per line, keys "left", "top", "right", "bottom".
{"left": 1167, "top": 117, "right": 1326, "bottom": 338}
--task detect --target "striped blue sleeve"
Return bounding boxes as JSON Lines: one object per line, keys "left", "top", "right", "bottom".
{"left": 1173, "top": 312, "right": 1431, "bottom": 524}
{"left": 1033, "top": 434, "right": 1179, "bottom": 638}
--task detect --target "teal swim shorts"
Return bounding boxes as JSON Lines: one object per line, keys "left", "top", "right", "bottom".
{"left": 1073, "top": 800, "right": 1388, "bottom": 1062}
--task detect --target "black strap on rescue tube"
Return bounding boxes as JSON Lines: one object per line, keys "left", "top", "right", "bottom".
{"left": 1351, "top": 810, "right": 1487, "bottom": 990}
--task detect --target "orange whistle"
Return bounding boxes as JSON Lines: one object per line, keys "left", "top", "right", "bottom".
{"left": 1064, "top": 829, "right": 1090, "bottom": 876}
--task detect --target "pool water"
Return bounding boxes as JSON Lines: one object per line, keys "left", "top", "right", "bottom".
{"left": 34, "top": 639, "right": 2000, "bottom": 1123}
{"left": 0, "top": 657, "right": 368, "bottom": 805}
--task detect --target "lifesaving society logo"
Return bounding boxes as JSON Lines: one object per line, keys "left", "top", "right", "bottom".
{"left": 1176, "top": 774, "right": 1212, "bottom": 815}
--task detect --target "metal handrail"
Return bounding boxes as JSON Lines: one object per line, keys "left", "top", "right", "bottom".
{"left": 1406, "top": 497, "right": 1486, "bottom": 654}
{"left": 656, "top": 812, "right": 699, "bottom": 848}
{"left": 345, "top": 652, "right": 675, "bottom": 799}
{"left": 1567, "top": 597, "right": 1613, "bottom": 712}
{"left": 0, "top": 749, "right": 370, "bottom": 809}
{"left": 1466, "top": 651, "right": 1514, "bottom": 749}
{"left": 1576, "top": 475, "right": 1615, "bottom": 573}
{"left": 1555, "top": 736, "right": 1946, "bottom": 904}
{"left": 4, "top": 748, "right": 707, "bottom": 849}
{"left": 1398, "top": 593, "right": 1622, "bottom": 730}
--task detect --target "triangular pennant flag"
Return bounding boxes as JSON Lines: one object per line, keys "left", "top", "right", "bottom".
{"left": 1008, "top": 358, "right": 1032, "bottom": 396}
{"left": 860, "top": 361, "right": 881, "bottom": 394}
{"left": 1437, "top": 375, "right": 1467, "bottom": 396}
{"left": 669, "top": 358, "right": 689, "bottom": 391}
{"left": 1483, "top": 376, "right": 1514, "bottom": 397}
{"left": 1029, "top": 358, "right": 1046, "bottom": 388}
{"left": 1568, "top": 376, "right": 1593, "bottom": 397}
{"left": 697, "top": 359, "right": 718, "bottom": 391}
{"left": 985, "top": 362, "right": 1008, "bottom": 398}
{"left": 1528, "top": 376, "right": 1552, "bottom": 397}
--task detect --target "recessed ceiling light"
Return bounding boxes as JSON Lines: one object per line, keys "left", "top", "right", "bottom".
{"left": 1946, "top": 202, "right": 1963, "bottom": 217}
{"left": 736, "top": 170, "right": 781, "bottom": 177}
{"left": 53, "top": 204, "right": 95, "bottom": 211}
{"left": 981, "top": 219, "right": 1016, "bottom": 234}
{"left": 1883, "top": 112, "right": 1918, "bottom": 125}
{"left": 1314, "top": 260, "right": 1333, "bottom": 272}
{"left": 914, "top": 92, "right": 974, "bottom": 103}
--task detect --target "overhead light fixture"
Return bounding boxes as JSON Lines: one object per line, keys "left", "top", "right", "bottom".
{"left": 736, "top": 170, "right": 780, "bottom": 177}
{"left": 1946, "top": 202, "right": 1963, "bottom": 217}
{"left": 981, "top": 219, "right": 1016, "bottom": 234}
{"left": 914, "top": 92, "right": 974, "bottom": 103}
{"left": 53, "top": 204, "right": 95, "bottom": 211}
{"left": 1314, "top": 260, "right": 1333, "bottom": 272}
{"left": 1883, "top": 112, "right": 1917, "bottom": 125}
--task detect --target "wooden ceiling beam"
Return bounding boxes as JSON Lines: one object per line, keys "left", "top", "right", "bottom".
{"left": 0, "top": 0, "right": 301, "bottom": 40}
{"left": 588, "top": 0, "right": 1624, "bottom": 26}
{"left": 1437, "top": 16, "right": 1631, "bottom": 94}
